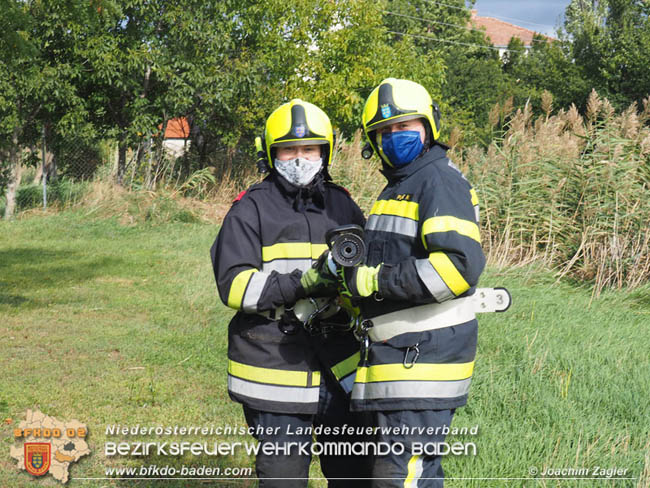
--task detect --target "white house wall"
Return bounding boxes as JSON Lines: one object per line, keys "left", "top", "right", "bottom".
{"left": 163, "top": 139, "right": 190, "bottom": 158}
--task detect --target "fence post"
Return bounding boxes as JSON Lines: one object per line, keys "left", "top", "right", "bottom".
{"left": 42, "top": 126, "right": 47, "bottom": 209}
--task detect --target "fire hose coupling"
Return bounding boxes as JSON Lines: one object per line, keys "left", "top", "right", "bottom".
{"left": 325, "top": 224, "right": 366, "bottom": 268}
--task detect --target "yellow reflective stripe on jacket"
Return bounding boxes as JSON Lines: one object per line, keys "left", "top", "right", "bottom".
{"left": 421, "top": 215, "right": 481, "bottom": 246}
{"left": 331, "top": 351, "right": 360, "bottom": 381}
{"left": 428, "top": 252, "right": 470, "bottom": 296}
{"left": 227, "top": 268, "right": 256, "bottom": 309}
{"left": 370, "top": 199, "right": 419, "bottom": 221}
{"left": 470, "top": 188, "right": 479, "bottom": 206}
{"left": 228, "top": 360, "right": 321, "bottom": 387}
{"left": 355, "top": 361, "right": 474, "bottom": 384}
{"left": 261, "top": 242, "right": 328, "bottom": 262}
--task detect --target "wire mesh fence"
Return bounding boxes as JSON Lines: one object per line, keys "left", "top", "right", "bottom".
{"left": 3, "top": 122, "right": 248, "bottom": 216}
{"left": 10, "top": 130, "right": 190, "bottom": 206}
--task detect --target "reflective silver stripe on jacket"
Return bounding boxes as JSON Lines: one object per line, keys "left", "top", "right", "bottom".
{"left": 262, "top": 259, "right": 312, "bottom": 274}
{"left": 242, "top": 272, "right": 271, "bottom": 313}
{"left": 228, "top": 376, "right": 320, "bottom": 404}
{"left": 367, "top": 298, "right": 476, "bottom": 342}
{"left": 366, "top": 214, "right": 418, "bottom": 238}
{"left": 351, "top": 378, "right": 472, "bottom": 400}
{"left": 415, "top": 258, "right": 455, "bottom": 303}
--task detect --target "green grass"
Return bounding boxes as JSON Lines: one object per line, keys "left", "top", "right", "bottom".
{"left": 445, "top": 266, "right": 650, "bottom": 487}
{"left": 0, "top": 211, "right": 648, "bottom": 487}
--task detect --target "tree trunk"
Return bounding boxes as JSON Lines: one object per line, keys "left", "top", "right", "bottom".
{"left": 45, "top": 124, "right": 56, "bottom": 181}
{"left": 4, "top": 128, "right": 23, "bottom": 219}
{"left": 32, "top": 127, "right": 54, "bottom": 184}
{"left": 117, "top": 132, "right": 127, "bottom": 185}
{"left": 51, "top": 150, "right": 57, "bottom": 181}
{"left": 145, "top": 138, "right": 154, "bottom": 190}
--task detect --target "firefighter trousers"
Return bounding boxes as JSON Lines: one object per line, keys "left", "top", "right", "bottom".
{"left": 243, "top": 371, "right": 371, "bottom": 488}
{"left": 368, "top": 409, "right": 456, "bottom": 488}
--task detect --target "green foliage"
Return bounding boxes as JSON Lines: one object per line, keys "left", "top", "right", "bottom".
{"left": 506, "top": 34, "right": 590, "bottom": 112}
{"left": 0, "top": 0, "right": 36, "bottom": 58}
{"left": 559, "top": 0, "right": 650, "bottom": 110}
{"left": 442, "top": 50, "right": 510, "bottom": 145}
{"left": 380, "top": 0, "right": 492, "bottom": 143}
{"left": 2, "top": 0, "right": 650, "bottom": 191}
{"left": 178, "top": 167, "right": 217, "bottom": 199}
{"left": 137, "top": 194, "right": 201, "bottom": 224}
{"left": 0, "top": 179, "right": 90, "bottom": 215}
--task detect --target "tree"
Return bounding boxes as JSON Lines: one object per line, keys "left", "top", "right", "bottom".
{"left": 506, "top": 33, "right": 589, "bottom": 112}
{"left": 175, "top": 0, "right": 448, "bottom": 171}
{"left": 561, "top": 0, "right": 650, "bottom": 109}
{"left": 0, "top": 1, "right": 95, "bottom": 218}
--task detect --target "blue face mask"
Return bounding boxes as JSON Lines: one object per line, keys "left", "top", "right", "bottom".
{"left": 380, "top": 130, "right": 424, "bottom": 167}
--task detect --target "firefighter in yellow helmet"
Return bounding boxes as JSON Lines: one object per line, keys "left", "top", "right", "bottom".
{"left": 340, "top": 79, "right": 486, "bottom": 486}
{"left": 211, "top": 99, "right": 370, "bottom": 487}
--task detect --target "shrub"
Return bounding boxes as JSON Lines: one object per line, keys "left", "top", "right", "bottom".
{"left": 0, "top": 178, "right": 90, "bottom": 215}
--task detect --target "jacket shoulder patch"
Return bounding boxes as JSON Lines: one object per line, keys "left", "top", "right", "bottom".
{"left": 233, "top": 181, "right": 268, "bottom": 203}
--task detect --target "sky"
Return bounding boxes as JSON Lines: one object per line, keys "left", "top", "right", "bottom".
{"left": 472, "top": 0, "right": 572, "bottom": 37}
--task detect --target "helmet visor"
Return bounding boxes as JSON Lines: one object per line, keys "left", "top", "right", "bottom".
{"left": 271, "top": 139, "right": 329, "bottom": 148}
{"left": 367, "top": 114, "right": 428, "bottom": 133}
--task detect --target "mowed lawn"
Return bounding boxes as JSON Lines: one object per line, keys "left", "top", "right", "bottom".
{"left": 1, "top": 210, "right": 649, "bottom": 487}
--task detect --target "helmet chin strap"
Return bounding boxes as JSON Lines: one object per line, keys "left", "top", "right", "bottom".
{"left": 375, "top": 132, "right": 394, "bottom": 167}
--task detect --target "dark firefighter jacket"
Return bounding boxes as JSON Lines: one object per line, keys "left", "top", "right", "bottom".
{"left": 211, "top": 172, "right": 366, "bottom": 414}
{"left": 351, "top": 144, "right": 486, "bottom": 412}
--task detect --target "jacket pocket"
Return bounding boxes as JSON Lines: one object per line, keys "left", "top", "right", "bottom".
{"left": 231, "top": 313, "right": 305, "bottom": 345}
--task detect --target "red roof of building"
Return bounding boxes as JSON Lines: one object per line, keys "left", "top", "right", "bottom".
{"left": 470, "top": 10, "right": 554, "bottom": 47}
{"left": 164, "top": 117, "right": 190, "bottom": 139}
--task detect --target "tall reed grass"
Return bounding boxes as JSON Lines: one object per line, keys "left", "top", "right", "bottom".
{"left": 455, "top": 90, "right": 650, "bottom": 295}
{"left": 329, "top": 130, "right": 384, "bottom": 214}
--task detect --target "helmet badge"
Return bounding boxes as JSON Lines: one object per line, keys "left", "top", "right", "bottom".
{"left": 381, "top": 104, "right": 391, "bottom": 119}
{"left": 293, "top": 124, "right": 306, "bottom": 138}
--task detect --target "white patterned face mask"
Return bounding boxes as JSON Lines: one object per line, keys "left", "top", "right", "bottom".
{"left": 274, "top": 157, "right": 323, "bottom": 187}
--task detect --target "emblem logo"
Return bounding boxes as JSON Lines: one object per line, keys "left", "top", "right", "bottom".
{"left": 11, "top": 409, "right": 90, "bottom": 484}
{"left": 25, "top": 443, "right": 51, "bottom": 476}
{"left": 294, "top": 124, "right": 306, "bottom": 138}
{"left": 381, "top": 104, "right": 391, "bottom": 118}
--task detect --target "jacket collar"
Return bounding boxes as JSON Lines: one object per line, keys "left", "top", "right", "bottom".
{"left": 380, "top": 143, "right": 449, "bottom": 183}
{"left": 268, "top": 171, "right": 326, "bottom": 210}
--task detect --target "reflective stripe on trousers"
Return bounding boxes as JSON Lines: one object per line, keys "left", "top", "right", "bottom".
{"left": 370, "top": 409, "right": 454, "bottom": 488}
{"left": 331, "top": 351, "right": 360, "bottom": 395}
